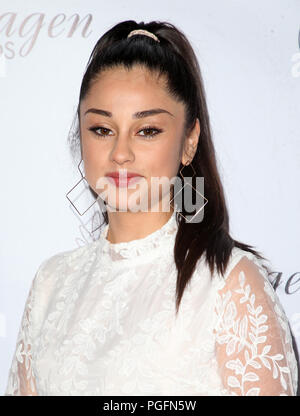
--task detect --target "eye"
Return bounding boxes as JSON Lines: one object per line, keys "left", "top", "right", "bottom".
{"left": 88, "top": 125, "right": 163, "bottom": 139}
{"left": 88, "top": 126, "right": 113, "bottom": 137}
{"left": 138, "top": 126, "right": 163, "bottom": 139}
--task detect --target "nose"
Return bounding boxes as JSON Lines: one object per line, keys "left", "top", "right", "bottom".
{"left": 109, "top": 133, "right": 134, "bottom": 165}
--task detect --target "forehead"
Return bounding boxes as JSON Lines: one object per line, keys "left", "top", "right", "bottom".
{"left": 92, "top": 64, "right": 166, "bottom": 91}
{"left": 81, "top": 65, "right": 185, "bottom": 118}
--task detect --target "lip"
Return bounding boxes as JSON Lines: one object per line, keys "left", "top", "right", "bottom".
{"left": 105, "top": 171, "right": 143, "bottom": 188}
{"left": 105, "top": 171, "right": 143, "bottom": 178}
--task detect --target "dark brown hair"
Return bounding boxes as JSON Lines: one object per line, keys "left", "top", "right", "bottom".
{"left": 68, "top": 20, "right": 272, "bottom": 316}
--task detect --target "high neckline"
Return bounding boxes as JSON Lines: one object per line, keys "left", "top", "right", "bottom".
{"left": 99, "top": 211, "right": 178, "bottom": 261}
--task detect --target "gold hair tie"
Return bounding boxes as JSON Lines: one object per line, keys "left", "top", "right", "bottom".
{"left": 127, "top": 29, "right": 160, "bottom": 43}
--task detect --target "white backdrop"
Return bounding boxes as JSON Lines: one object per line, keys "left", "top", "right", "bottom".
{"left": 1, "top": 0, "right": 299, "bottom": 395}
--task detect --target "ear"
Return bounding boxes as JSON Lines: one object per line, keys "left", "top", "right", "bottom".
{"left": 181, "top": 118, "right": 200, "bottom": 165}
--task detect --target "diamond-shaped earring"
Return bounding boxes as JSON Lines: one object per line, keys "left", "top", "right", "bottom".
{"left": 66, "top": 158, "right": 101, "bottom": 216}
{"left": 169, "top": 160, "right": 208, "bottom": 223}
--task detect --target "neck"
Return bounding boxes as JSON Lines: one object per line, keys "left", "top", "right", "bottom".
{"left": 105, "top": 209, "right": 175, "bottom": 244}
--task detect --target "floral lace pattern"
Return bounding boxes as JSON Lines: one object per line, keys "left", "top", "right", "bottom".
{"left": 4, "top": 212, "right": 298, "bottom": 396}
{"left": 100, "top": 211, "right": 179, "bottom": 261}
{"left": 213, "top": 251, "right": 298, "bottom": 396}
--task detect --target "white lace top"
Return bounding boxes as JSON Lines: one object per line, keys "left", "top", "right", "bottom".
{"left": 5, "top": 211, "right": 298, "bottom": 396}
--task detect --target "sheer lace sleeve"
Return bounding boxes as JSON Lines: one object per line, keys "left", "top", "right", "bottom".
{"left": 213, "top": 253, "right": 299, "bottom": 396}
{"left": 4, "top": 260, "right": 48, "bottom": 396}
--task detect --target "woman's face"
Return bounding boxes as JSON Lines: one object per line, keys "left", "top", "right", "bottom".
{"left": 79, "top": 64, "right": 199, "bottom": 213}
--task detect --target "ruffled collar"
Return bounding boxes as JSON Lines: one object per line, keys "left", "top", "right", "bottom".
{"left": 99, "top": 211, "right": 178, "bottom": 261}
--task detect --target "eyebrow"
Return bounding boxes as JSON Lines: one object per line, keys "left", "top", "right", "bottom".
{"left": 84, "top": 108, "right": 175, "bottom": 118}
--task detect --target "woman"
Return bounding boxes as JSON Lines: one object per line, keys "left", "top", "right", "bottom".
{"left": 5, "top": 20, "right": 298, "bottom": 396}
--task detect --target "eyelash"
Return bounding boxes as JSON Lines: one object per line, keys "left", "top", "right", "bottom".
{"left": 88, "top": 125, "right": 163, "bottom": 139}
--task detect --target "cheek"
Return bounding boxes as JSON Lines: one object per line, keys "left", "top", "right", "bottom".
{"left": 149, "top": 139, "right": 182, "bottom": 179}
{"left": 82, "top": 141, "right": 106, "bottom": 188}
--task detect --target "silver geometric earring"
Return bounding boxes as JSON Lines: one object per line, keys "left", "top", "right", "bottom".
{"left": 169, "top": 160, "right": 208, "bottom": 223}
{"left": 66, "top": 158, "right": 101, "bottom": 216}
